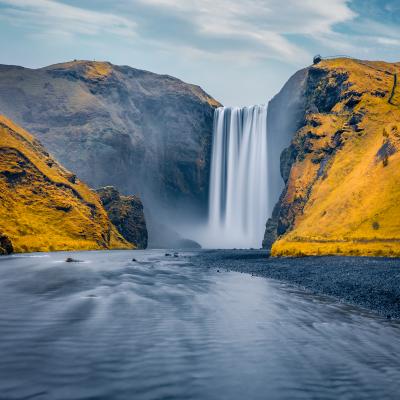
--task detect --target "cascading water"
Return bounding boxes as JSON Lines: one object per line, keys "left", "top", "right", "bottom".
{"left": 206, "top": 105, "right": 269, "bottom": 248}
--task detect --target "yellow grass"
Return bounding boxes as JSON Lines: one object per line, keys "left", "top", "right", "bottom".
{"left": 0, "top": 115, "right": 132, "bottom": 253}
{"left": 272, "top": 58, "right": 400, "bottom": 257}
{"left": 48, "top": 60, "right": 113, "bottom": 80}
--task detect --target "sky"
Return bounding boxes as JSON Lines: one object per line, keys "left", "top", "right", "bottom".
{"left": 0, "top": 0, "right": 400, "bottom": 106}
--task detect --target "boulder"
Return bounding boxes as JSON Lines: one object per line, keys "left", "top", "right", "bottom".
{"left": 0, "top": 234, "right": 13, "bottom": 255}
{"left": 97, "top": 186, "right": 148, "bottom": 249}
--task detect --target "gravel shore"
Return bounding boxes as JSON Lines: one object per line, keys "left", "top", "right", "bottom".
{"left": 191, "top": 250, "right": 400, "bottom": 320}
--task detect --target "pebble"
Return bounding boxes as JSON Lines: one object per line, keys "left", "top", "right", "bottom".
{"left": 65, "top": 257, "right": 82, "bottom": 263}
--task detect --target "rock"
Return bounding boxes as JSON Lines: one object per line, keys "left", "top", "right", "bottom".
{"left": 65, "top": 257, "right": 83, "bottom": 263}
{"left": 96, "top": 186, "right": 148, "bottom": 249}
{"left": 266, "top": 67, "right": 308, "bottom": 213}
{"left": 0, "top": 61, "right": 221, "bottom": 244}
{"left": 0, "top": 234, "right": 13, "bottom": 255}
{"left": 132, "top": 258, "right": 137, "bottom": 262}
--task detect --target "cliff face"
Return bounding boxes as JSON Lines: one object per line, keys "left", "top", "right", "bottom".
{"left": 0, "top": 60, "right": 221, "bottom": 237}
{"left": 0, "top": 116, "right": 131, "bottom": 253}
{"left": 97, "top": 186, "right": 148, "bottom": 249}
{"left": 266, "top": 58, "right": 400, "bottom": 257}
{"left": 263, "top": 68, "right": 308, "bottom": 249}
{"left": 266, "top": 68, "right": 308, "bottom": 212}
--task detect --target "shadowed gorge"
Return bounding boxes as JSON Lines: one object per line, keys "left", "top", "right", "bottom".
{"left": 264, "top": 58, "right": 400, "bottom": 257}
{"left": 0, "top": 115, "right": 131, "bottom": 253}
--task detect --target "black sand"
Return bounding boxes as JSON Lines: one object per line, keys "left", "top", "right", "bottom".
{"left": 192, "top": 250, "right": 400, "bottom": 320}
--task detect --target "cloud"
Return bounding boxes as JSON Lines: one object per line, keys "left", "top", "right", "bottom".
{"left": 376, "top": 37, "right": 400, "bottom": 46}
{"left": 0, "top": 0, "right": 136, "bottom": 38}
{"left": 0, "top": 0, "right": 358, "bottom": 63}
{"left": 3, "top": 0, "right": 398, "bottom": 66}
{"left": 136, "top": 0, "right": 356, "bottom": 62}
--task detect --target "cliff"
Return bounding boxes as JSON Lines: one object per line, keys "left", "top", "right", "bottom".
{"left": 97, "top": 186, "right": 148, "bottom": 249}
{"left": 0, "top": 61, "right": 221, "bottom": 242}
{"left": 265, "top": 58, "right": 400, "bottom": 257}
{"left": 0, "top": 116, "right": 131, "bottom": 253}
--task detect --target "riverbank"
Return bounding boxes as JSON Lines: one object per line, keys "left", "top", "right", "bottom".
{"left": 192, "top": 250, "right": 400, "bottom": 320}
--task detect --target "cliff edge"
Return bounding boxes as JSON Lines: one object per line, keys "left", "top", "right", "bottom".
{"left": 266, "top": 58, "right": 400, "bottom": 257}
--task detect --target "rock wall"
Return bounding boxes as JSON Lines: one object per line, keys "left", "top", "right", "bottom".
{"left": 0, "top": 61, "right": 221, "bottom": 241}
{"left": 265, "top": 58, "right": 400, "bottom": 257}
{"left": 263, "top": 68, "right": 308, "bottom": 248}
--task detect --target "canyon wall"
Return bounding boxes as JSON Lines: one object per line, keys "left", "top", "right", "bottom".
{"left": 265, "top": 58, "right": 400, "bottom": 257}
{"left": 0, "top": 61, "right": 221, "bottom": 243}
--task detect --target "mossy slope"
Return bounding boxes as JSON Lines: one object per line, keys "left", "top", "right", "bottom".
{"left": 271, "top": 58, "right": 400, "bottom": 257}
{"left": 0, "top": 115, "right": 131, "bottom": 253}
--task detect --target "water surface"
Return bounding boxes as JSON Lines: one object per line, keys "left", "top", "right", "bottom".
{"left": 0, "top": 250, "right": 399, "bottom": 400}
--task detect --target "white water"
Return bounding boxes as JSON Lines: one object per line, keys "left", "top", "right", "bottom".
{"left": 204, "top": 105, "right": 269, "bottom": 248}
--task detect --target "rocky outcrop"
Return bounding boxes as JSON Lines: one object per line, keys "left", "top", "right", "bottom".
{"left": 0, "top": 115, "right": 131, "bottom": 253}
{"left": 0, "top": 61, "right": 221, "bottom": 243}
{"left": 265, "top": 58, "right": 400, "bottom": 257}
{"left": 96, "top": 186, "right": 148, "bottom": 249}
{"left": 0, "top": 233, "right": 13, "bottom": 255}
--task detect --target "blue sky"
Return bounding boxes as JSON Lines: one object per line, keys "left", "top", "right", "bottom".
{"left": 0, "top": 0, "right": 399, "bottom": 106}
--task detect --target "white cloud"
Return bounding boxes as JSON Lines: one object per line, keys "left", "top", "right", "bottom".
{"left": 138, "top": 0, "right": 356, "bottom": 61}
{"left": 376, "top": 37, "right": 400, "bottom": 46}
{"left": 7, "top": 0, "right": 397, "bottom": 65}
{"left": 0, "top": 0, "right": 137, "bottom": 38}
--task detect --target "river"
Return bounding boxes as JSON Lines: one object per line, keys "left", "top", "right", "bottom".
{"left": 0, "top": 250, "right": 399, "bottom": 399}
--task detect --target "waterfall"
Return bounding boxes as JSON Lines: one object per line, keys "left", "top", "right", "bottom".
{"left": 206, "top": 105, "right": 269, "bottom": 248}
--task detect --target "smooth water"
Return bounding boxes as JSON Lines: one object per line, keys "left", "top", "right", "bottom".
{"left": 0, "top": 250, "right": 399, "bottom": 400}
{"left": 206, "top": 106, "right": 269, "bottom": 248}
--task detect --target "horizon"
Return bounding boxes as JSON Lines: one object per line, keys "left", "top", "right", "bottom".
{"left": 1, "top": 0, "right": 400, "bottom": 106}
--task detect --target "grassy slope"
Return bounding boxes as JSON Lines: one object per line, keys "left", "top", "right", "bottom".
{"left": 272, "top": 58, "right": 400, "bottom": 257}
{"left": 0, "top": 115, "right": 132, "bottom": 253}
